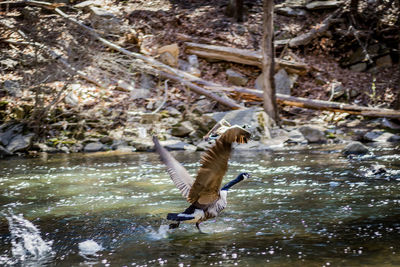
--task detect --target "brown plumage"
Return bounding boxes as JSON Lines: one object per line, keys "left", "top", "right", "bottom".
{"left": 153, "top": 124, "right": 251, "bottom": 232}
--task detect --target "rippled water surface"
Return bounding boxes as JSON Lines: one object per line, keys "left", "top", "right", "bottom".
{"left": 1, "top": 144, "right": 400, "bottom": 266}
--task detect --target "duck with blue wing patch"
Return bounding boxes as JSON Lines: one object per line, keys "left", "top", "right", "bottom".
{"left": 153, "top": 124, "right": 251, "bottom": 233}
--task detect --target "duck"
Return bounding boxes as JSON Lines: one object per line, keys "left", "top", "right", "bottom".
{"left": 152, "top": 124, "right": 251, "bottom": 232}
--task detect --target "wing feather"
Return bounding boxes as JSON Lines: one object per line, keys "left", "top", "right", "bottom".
{"left": 153, "top": 136, "right": 194, "bottom": 198}
{"left": 187, "top": 126, "right": 251, "bottom": 204}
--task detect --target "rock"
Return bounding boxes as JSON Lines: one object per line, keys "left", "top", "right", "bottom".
{"left": 226, "top": 69, "right": 248, "bottom": 86}
{"left": 306, "top": 1, "right": 342, "bottom": 10}
{"left": 2, "top": 80, "right": 22, "bottom": 97}
{"left": 84, "top": 142, "right": 104, "bottom": 152}
{"left": 381, "top": 118, "right": 400, "bottom": 130}
{"left": 286, "top": 129, "right": 307, "bottom": 144}
{"left": 388, "top": 134, "right": 400, "bottom": 142}
{"left": 194, "top": 99, "right": 216, "bottom": 114}
{"left": 65, "top": 91, "right": 79, "bottom": 106}
{"left": 140, "top": 73, "right": 156, "bottom": 90}
{"left": 140, "top": 113, "right": 161, "bottom": 124}
{"left": 350, "top": 62, "right": 367, "bottom": 72}
{"left": 160, "top": 140, "right": 197, "bottom": 151}
{"left": 0, "top": 122, "right": 24, "bottom": 146}
{"left": 131, "top": 139, "right": 154, "bottom": 151}
{"left": 0, "top": 145, "right": 12, "bottom": 157}
{"left": 188, "top": 55, "right": 199, "bottom": 68}
{"left": 158, "top": 44, "right": 179, "bottom": 67}
{"left": 364, "top": 130, "right": 395, "bottom": 142}
{"left": 131, "top": 89, "right": 151, "bottom": 100}
{"left": 115, "top": 145, "right": 136, "bottom": 152}
{"left": 166, "top": 107, "right": 181, "bottom": 117}
{"left": 100, "top": 136, "right": 113, "bottom": 144}
{"left": 208, "top": 108, "right": 273, "bottom": 141}
{"left": 0, "top": 58, "right": 19, "bottom": 70}
{"left": 6, "top": 133, "right": 35, "bottom": 153}
{"left": 329, "top": 81, "right": 345, "bottom": 100}
{"left": 342, "top": 141, "right": 369, "bottom": 155}
{"left": 233, "top": 140, "right": 271, "bottom": 151}
{"left": 255, "top": 70, "right": 296, "bottom": 95}
{"left": 375, "top": 55, "right": 392, "bottom": 68}
{"left": 74, "top": 0, "right": 100, "bottom": 8}
{"left": 276, "top": 7, "right": 307, "bottom": 17}
{"left": 89, "top": 6, "right": 115, "bottom": 18}
{"left": 171, "top": 121, "right": 195, "bottom": 137}
{"left": 274, "top": 69, "right": 292, "bottom": 95}
{"left": 298, "top": 125, "right": 327, "bottom": 143}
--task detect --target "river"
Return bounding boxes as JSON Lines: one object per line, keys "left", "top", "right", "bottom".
{"left": 0, "top": 144, "right": 399, "bottom": 266}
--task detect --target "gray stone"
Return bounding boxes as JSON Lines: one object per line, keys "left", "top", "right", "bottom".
{"left": 166, "top": 107, "right": 182, "bottom": 117}
{"left": 0, "top": 145, "right": 12, "bottom": 157}
{"left": 286, "top": 129, "right": 307, "bottom": 144}
{"left": 160, "top": 140, "right": 197, "bottom": 151}
{"left": 276, "top": 7, "right": 307, "bottom": 17}
{"left": 381, "top": 118, "right": 400, "bottom": 130}
{"left": 194, "top": 99, "right": 215, "bottom": 114}
{"left": 306, "top": 1, "right": 342, "bottom": 10}
{"left": 274, "top": 69, "right": 292, "bottom": 95}
{"left": 329, "top": 81, "right": 345, "bottom": 100}
{"left": 6, "top": 133, "right": 35, "bottom": 153}
{"left": 84, "top": 142, "right": 104, "bottom": 152}
{"left": 388, "top": 134, "right": 400, "bottom": 142}
{"left": 342, "top": 141, "right": 369, "bottom": 155}
{"left": 130, "top": 88, "right": 151, "bottom": 100}
{"left": 140, "top": 113, "right": 161, "bottom": 124}
{"left": 226, "top": 69, "right": 248, "bottom": 86}
{"left": 298, "top": 126, "right": 327, "bottom": 143}
{"left": 188, "top": 55, "right": 199, "bottom": 68}
{"left": 74, "top": 0, "right": 98, "bottom": 8}
{"left": 350, "top": 62, "right": 367, "bottom": 72}
{"left": 171, "top": 121, "right": 195, "bottom": 137}
{"left": 2, "top": 80, "right": 22, "bottom": 97}
{"left": 35, "top": 143, "right": 59, "bottom": 153}
{"left": 208, "top": 108, "right": 273, "bottom": 141}
{"left": 255, "top": 70, "right": 295, "bottom": 95}
{"left": 131, "top": 139, "right": 154, "bottom": 151}
{"left": 376, "top": 55, "right": 392, "bottom": 68}
{"left": 65, "top": 91, "right": 79, "bottom": 106}
{"left": 364, "top": 130, "right": 395, "bottom": 142}
{"left": 0, "top": 123, "right": 24, "bottom": 146}
{"left": 140, "top": 73, "right": 156, "bottom": 90}
{"left": 89, "top": 6, "right": 115, "bottom": 18}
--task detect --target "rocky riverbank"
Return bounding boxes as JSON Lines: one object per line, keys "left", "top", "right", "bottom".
{"left": 1, "top": 106, "right": 400, "bottom": 159}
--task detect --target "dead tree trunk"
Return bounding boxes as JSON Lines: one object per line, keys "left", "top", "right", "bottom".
{"left": 261, "top": 0, "right": 279, "bottom": 123}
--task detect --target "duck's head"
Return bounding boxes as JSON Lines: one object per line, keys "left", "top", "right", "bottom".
{"left": 240, "top": 172, "right": 251, "bottom": 180}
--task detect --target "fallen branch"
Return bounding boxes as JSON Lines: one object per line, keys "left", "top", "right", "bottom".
{"left": 287, "top": 9, "right": 342, "bottom": 47}
{"left": 185, "top": 42, "right": 309, "bottom": 75}
{"left": 206, "top": 86, "right": 400, "bottom": 119}
{"left": 6, "top": 0, "right": 242, "bottom": 109}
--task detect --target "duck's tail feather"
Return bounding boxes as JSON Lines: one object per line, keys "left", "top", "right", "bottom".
{"left": 167, "top": 213, "right": 195, "bottom": 221}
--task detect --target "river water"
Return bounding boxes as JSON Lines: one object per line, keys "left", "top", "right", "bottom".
{"left": 0, "top": 144, "right": 399, "bottom": 266}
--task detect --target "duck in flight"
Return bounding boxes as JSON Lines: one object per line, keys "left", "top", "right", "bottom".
{"left": 152, "top": 124, "right": 251, "bottom": 232}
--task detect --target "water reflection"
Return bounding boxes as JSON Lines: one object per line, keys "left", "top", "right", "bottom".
{"left": 0, "top": 145, "right": 399, "bottom": 266}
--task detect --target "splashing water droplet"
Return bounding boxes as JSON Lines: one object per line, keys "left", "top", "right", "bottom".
{"left": 5, "top": 211, "right": 54, "bottom": 264}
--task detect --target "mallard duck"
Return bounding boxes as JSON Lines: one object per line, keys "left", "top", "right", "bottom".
{"left": 152, "top": 124, "right": 251, "bottom": 232}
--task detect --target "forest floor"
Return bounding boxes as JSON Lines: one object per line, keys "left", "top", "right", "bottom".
{"left": 0, "top": 0, "right": 399, "bottom": 154}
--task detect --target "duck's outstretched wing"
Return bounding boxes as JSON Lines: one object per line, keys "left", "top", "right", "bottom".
{"left": 187, "top": 125, "right": 251, "bottom": 205}
{"left": 153, "top": 136, "right": 194, "bottom": 198}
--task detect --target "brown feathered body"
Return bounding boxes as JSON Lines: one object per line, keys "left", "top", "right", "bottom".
{"left": 153, "top": 125, "right": 251, "bottom": 231}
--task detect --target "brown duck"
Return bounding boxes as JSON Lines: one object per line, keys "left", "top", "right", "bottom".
{"left": 152, "top": 124, "right": 251, "bottom": 232}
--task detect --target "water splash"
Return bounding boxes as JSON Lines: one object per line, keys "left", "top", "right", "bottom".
{"left": 146, "top": 224, "right": 170, "bottom": 240}
{"left": 4, "top": 212, "right": 54, "bottom": 265}
{"left": 79, "top": 240, "right": 103, "bottom": 259}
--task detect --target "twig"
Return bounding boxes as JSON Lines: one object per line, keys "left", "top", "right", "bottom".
{"left": 151, "top": 80, "right": 169, "bottom": 114}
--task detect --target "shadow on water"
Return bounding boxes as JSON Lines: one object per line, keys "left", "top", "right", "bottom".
{"left": 0, "top": 144, "right": 400, "bottom": 266}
